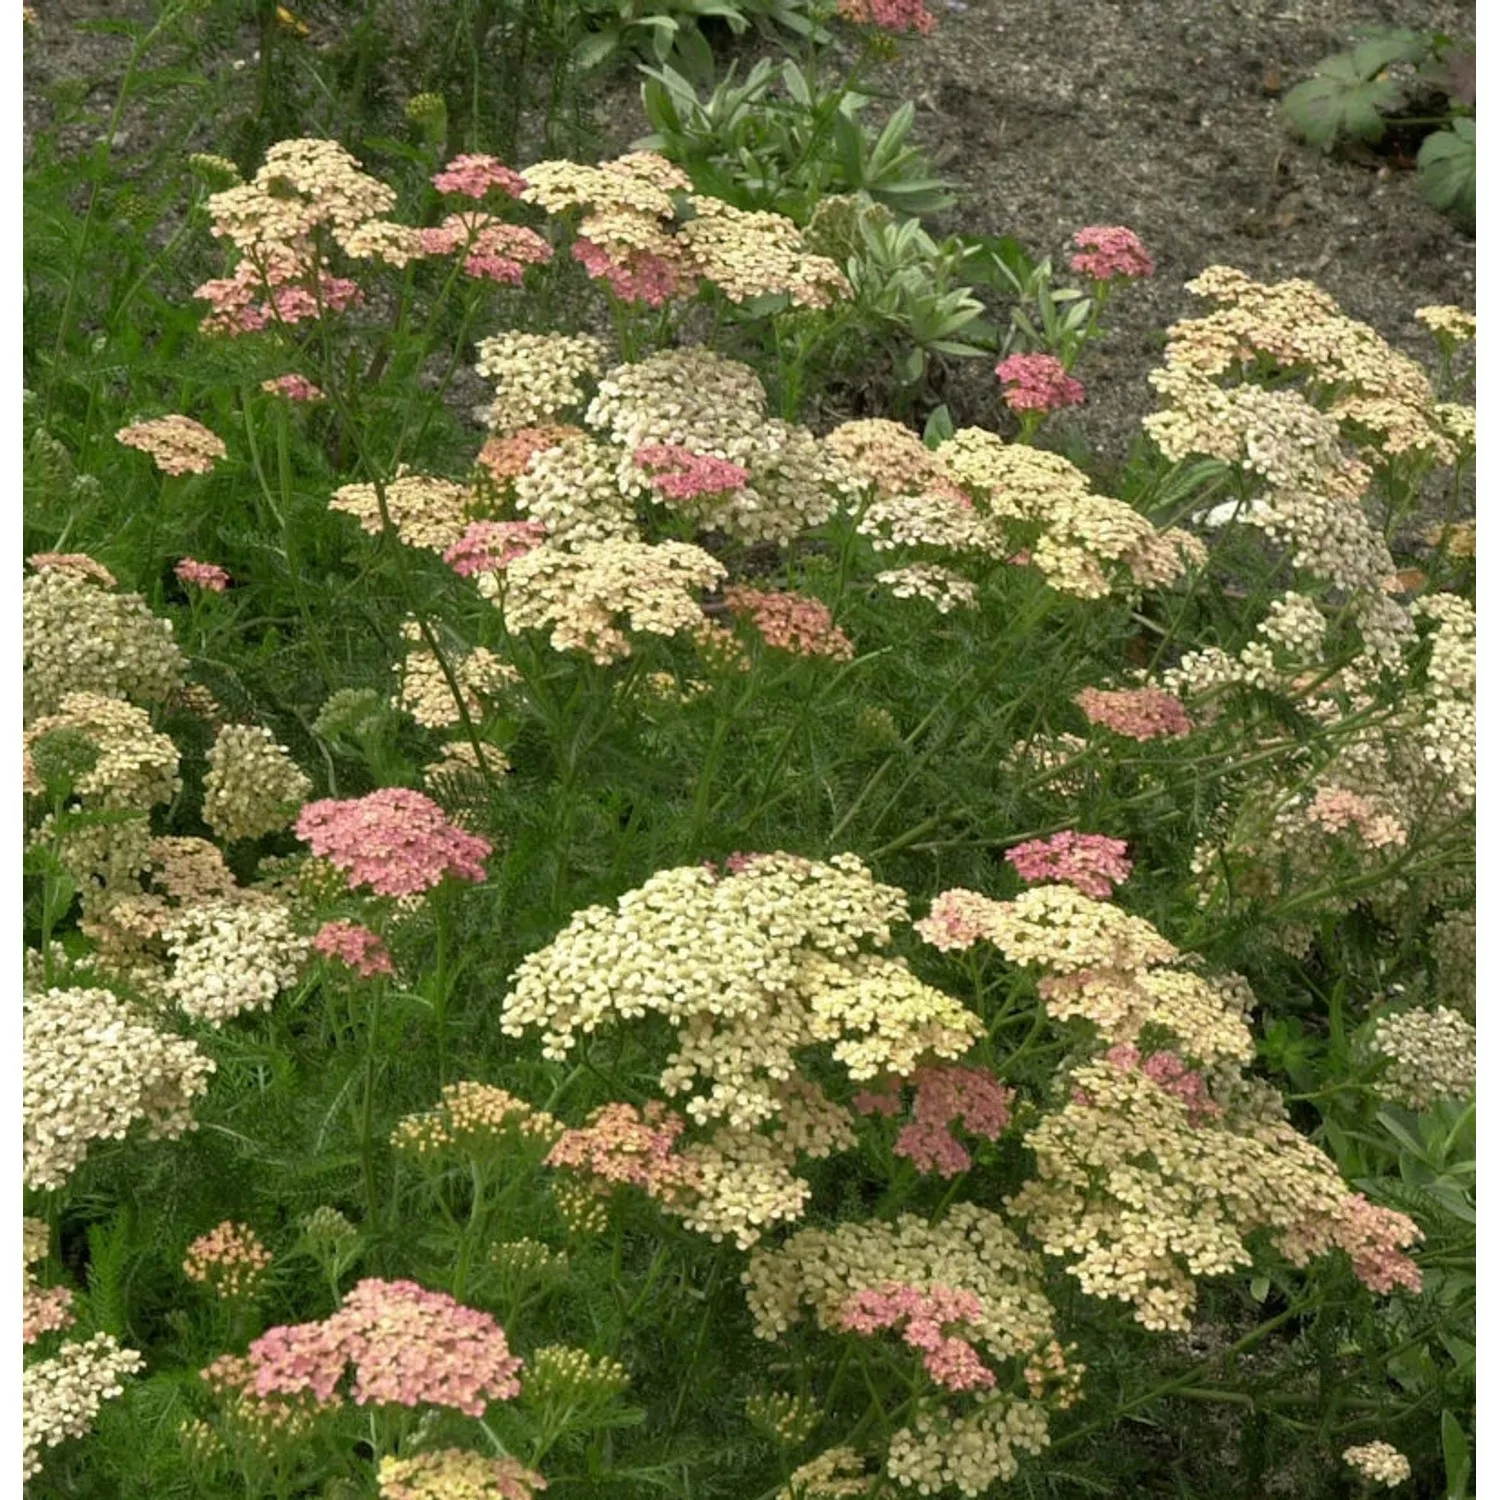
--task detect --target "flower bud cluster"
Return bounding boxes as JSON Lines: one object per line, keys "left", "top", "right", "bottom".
{"left": 1369, "top": 1006, "right": 1475, "bottom": 1109}
{"left": 202, "top": 723, "right": 311, "bottom": 841}
{"left": 391, "top": 1081, "right": 559, "bottom": 1157}
{"left": 183, "top": 1221, "right": 273, "bottom": 1299}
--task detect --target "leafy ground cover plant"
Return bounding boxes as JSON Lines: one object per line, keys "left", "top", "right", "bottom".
{"left": 22, "top": 4, "right": 1475, "bottom": 1498}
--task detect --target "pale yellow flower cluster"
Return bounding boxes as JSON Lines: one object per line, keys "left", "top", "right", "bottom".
{"left": 875, "top": 563, "right": 978, "bottom": 612}
{"left": 676, "top": 196, "right": 849, "bottom": 307}
{"left": 586, "top": 347, "right": 856, "bottom": 545}
{"left": 1164, "top": 591, "right": 1330, "bottom": 707}
{"left": 207, "top": 137, "right": 396, "bottom": 257}
{"left": 23, "top": 566, "right": 184, "bottom": 720}
{"left": 393, "top": 620, "right": 517, "bottom": 730}
{"left": 492, "top": 538, "right": 726, "bottom": 665}
{"left": 825, "top": 418, "right": 968, "bottom": 503}
{"left": 201, "top": 723, "right": 311, "bottom": 841}
{"left": 23, "top": 986, "right": 215, "bottom": 1190}
{"left": 25, "top": 692, "right": 180, "bottom": 812}
{"left": 503, "top": 854, "right": 981, "bottom": 1242}
{"left": 330, "top": 469, "right": 478, "bottom": 552}
{"left": 1370, "top": 1006, "right": 1475, "bottom": 1109}
{"left": 1414, "top": 304, "right": 1476, "bottom": 344}
{"left": 936, "top": 429, "right": 1204, "bottom": 598}
{"left": 777, "top": 1447, "right": 874, "bottom": 1499}
{"left": 23, "top": 1332, "right": 145, "bottom": 1481}
{"left": 161, "top": 895, "right": 309, "bottom": 1025}
{"left": 746, "top": 1206, "right": 1067, "bottom": 1497}
{"left": 1411, "top": 592, "right": 1476, "bottom": 799}
{"left": 474, "top": 330, "right": 609, "bottom": 434}
{"left": 1342, "top": 1441, "right": 1412, "bottom": 1487}
{"left": 510, "top": 433, "right": 640, "bottom": 544}
{"left": 423, "top": 739, "right": 512, "bottom": 799}
{"left": 390, "top": 1081, "right": 559, "bottom": 1156}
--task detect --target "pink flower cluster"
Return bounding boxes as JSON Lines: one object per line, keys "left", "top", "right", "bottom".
{"left": 261, "top": 373, "right": 325, "bottom": 402}
{"left": 994, "top": 353, "right": 1085, "bottom": 414}
{"left": 723, "top": 586, "right": 855, "bottom": 662}
{"left": 634, "top": 445, "right": 750, "bottom": 501}
{"left": 312, "top": 920, "right": 394, "bottom": 978}
{"left": 196, "top": 250, "right": 362, "bottom": 335}
{"left": 1327, "top": 1194, "right": 1424, "bottom": 1296}
{"left": 431, "top": 153, "right": 527, "bottom": 200}
{"left": 1074, "top": 686, "right": 1193, "bottom": 742}
{"left": 836, "top": 0, "right": 936, "bottom": 34}
{"left": 573, "top": 240, "right": 682, "bottom": 307}
{"left": 443, "top": 520, "right": 548, "bottom": 577}
{"left": 1105, "top": 1043, "right": 1220, "bottom": 1125}
{"left": 835, "top": 1283, "right": 994, "bottom": 1392}
{"left": 294, "top": 787, "right": 492, "bottom": 897}
{"left": 24, "top": 1285, "right": 76, "bottom": 1344}
{"left": 245, "top": 1278, "right": 523, "bottom": 1416}
{"left": 913, "top": 889, "right": 1000, "bottom": 953}
{"left": 1068, "top": 225, "right": 1155, "bottom": 282}
{"left": 419, "top": 213, "right": 552, "bottom": 285}
{"left": 854, "top": 1066, "right": 1014, "bottom": 1177}
{"left": 175, "top": 558, "right": 231, "bottom": 593}
{"left": 545, "top": 1101, "right": 699, "bottom": 1204}
{"left": 1005, "top": 832, "right": 1132, "bottom": 899}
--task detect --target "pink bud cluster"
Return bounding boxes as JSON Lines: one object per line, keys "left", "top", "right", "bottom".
{"left": 634, "top": 445, "right": 750, "bottom": 501}
{"left": 443, "top": 520, "right": 549, "bottom": 577}
{"left": 994, "top": 353, "right": 1085, "bottom": 414}
{"left": 174, "top": 558, "right": 232, "bottom": 593}
{"left": 261, "top": 373, "right": 325, "bottom": 402}
{"left": 312, "top": 920, "right": 394, "bottom": 978}
{"left": 244, "top": 1277, "right": 523, "bottom": 1416}
{"left": 294, "top": 787, "right": 492, "bottom": 897}
{"left": 1074, "top": 686, "right": 1193, "bottom": 742}
{"left": 431, "top": 153, "right": 528, "bottom": 200}
{"left": 1005, "top": 832, "right": 1132, "bottom": 899}
{"left": 854, "top": 1065, "right": 1014, "bottom": 1176}
{"left": 723, "top": 586, "right": 855, "bottom": 662}
{"left": 1068, "top": 225, "right": 1155, "bottom": 282}
{"left": 835, "top": 1283, "right": 994, "bottom": 1392}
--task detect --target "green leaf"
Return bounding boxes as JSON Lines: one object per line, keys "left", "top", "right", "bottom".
{"left": 923, "top": 404, "right": 955, "bottom": 446}
{"left": 1418, "top": 119, "right": 1476, "bottom": 222}
{"left": 573, "top": 28, "right": 623, "bottom": 71}
{"left": 1282, "top": 61, "right": 1405, "bottom": 148}
{"left": 1442, "top": 1409, "right": 1472, "bottom": 1499}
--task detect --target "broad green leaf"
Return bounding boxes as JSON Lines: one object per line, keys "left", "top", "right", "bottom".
{"left": 1442, "top": 1409, "right": 1472, "bottom": 1499}
{"left": 1282, "top": 61, "right": 1404, "bottom": 148}
{"left": 1418, "top": 119, "right": 1476, "bottom": 221}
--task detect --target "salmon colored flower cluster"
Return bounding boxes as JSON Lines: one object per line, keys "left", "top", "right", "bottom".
{"left": 174, "top": 558, "right": 231, "bottom": 592}
{"left": 724, "top": 586, "right": 855, "bottom": 662}
{"left": 1005, "top": 831, "right": 1132, "bottom": 899}
{"left": 294, "top": 787, "right": 492, "bottom": 896}
{"left": 1074, "top": 685, "right": 1193, "bottom": 741}
{"left": 312, "top": 919, "right": 394, "bottom": 978}
{"left": 261, "top": 373, "right": 324, "bottom": 401}
{"left": 443, "top": 520, "right": 549, "bottom": 577}
{"left": 994, "top": 354, "right": 1085, "bottom": 414}
{"left": 835, "top": 1283, "right": 995, "bottom": 1392}
{"left": 545, "top": 1100, "right": 701, "bottom": 1204}
{"left": 183, "top": 1221, "right": 272, "bottom": 1299}
{"left": 1068, "top": 225, "right": 1155, "bottom": 281}
{"left": 116, "top": 415, "right": 227, "bottom": 475}
{"left": 431, "top": 153, "right": 527, "bottom": 200}
{"left": 244, "top": 1277, "right": 523, "bottom": 1416}
{"left": 837, "top": 0, "right": 936, "bottom": 33}
{"left": 634, "top": 444, "right": 750, "bottom": 500}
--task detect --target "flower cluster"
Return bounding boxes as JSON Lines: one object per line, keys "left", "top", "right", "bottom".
{"left": 311, "top": 919, "right": 394, "bottom": 978}
{"left": 24, "top": 1333, "right": 145, "bottom": 1480}
{"left": 175, "top": 557, "right": 231, "bottom": 592}
{"left": 115, "top": 414, "right": 227, "bottom": 475}
{"left": 392, "top": 620, "right": 516, "bottom": 729}
{"left": 445, "top": 519, "right": 549, "bottom": 577}
{"left": 202, "top": 723, "right": 311, "bottom": 841}
{"left": 724, "top": 586, "right": 855, "bottom": 661}
{"left": 840, "top": 1283, "right": 995, "bottom": 1392}
{"left": 295, "top": 788, "right": 492, "bottom": 897}
{"left": 244, "top": 1278, "right": 522, "bottom": 1416}
{"left": 262, "top": 372, "right": 324, "bottom": 401}
{"left": 160, "top": 895, "right": 309, "bottom": 1024}
{"left": 855, "top": 1065, "right": 1014, "bottom": 1176}
{"left": 494, "top": 538, "right": 726, "bottom": 665}
{"left": 24, "top": 1220, "right": 75, "bottom": 1347}
{"left": 1068, "top": 225, "right": 1155, "bottom": 281}
{"left": 432, "top": 152, "right": 527, "bottom": 200}
{"left": 778, "top": 1447, "right": 874, "bottom": 1499}
{"left": 503, "top": 854, "right": 981, "bottom": 1243}
{"left": 183, "top": 1222, "right": 273, "bottom": 1299}
{"left": 837, "top": 0, "right": 936, "bottom": 34}
{"left": 1369, "top": 1006, "right": 1475, "bottom": 1109}
{"left": 379, "top": 1449, "right": 546, "bottom": 1500}
{"left": 391, "top": 1081, "right": 559, "bottom": 1157}
{"left": 23, "top": 564, "right": 184, "bottom": 719}
{"left": 24, "top": 985, "right": 215, "bottom": 1190}
{"left": 1343, "top": 1441, "right": 1413, "bottom": 1487}
{"left": 634, "top": 443, "right": 750, "bottom": 500}
{"left": 994, "top": 353, "right": 1084, "bottom": 414}
{"left": 874, "top": 563, "right": 977, "bottom": 613}
{"left": 521, "top": 1343, "right": 631, "bottom": 1404}
{"left": 1074, "top": 685, "right": 1193, "bottom": 741}
{"left": 545, "top": 1100, "right": 700, "bottom": 1206}
{"left": 1413, "top": 304, "right": 1475, "bottom": 344}
{"left": 1005, "top": 832, "right": 1132, "bottom": 899}
{"left": 330, "top": 469, "right": 478, "bottom": 553}
{"left": 475, "top": 331, "right": 608, "bottom": 434}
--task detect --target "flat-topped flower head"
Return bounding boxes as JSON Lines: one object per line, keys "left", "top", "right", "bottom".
{"left": 1075, "top": 685, "right": 1193, "bottom": 741}
{"left": 724, "top": 586, "right": 855, "bottom": 662}
{"left": 175, "top": 558, "right": 231, "bottom": 593}
{"left": 995, "top": 353, "right": 1084, "bottom": 414}
{"left": 378, "top": 1448, "right": 546, "bottom": 1500}
{"left": 837, "top": 0, "right": 936, "bottom": 33}
{"left": 1343, "top": 1441, "right": 1412, "bottom": 1488}
{"left": 294, "top": 787, "right": 492, "bottom": 896}
{"left": 1006, "top": 832, "right": 1132, "bottom": 899}
{"left": 116, "top": 415, "right": 227, "bottom": 475}
{"left": 432, "top": 153, "right": 527, "bottom": 200}
{"left": 1069, "top": 225, "right": 1155, "bottom": 281}
{"left": 312, "top": 920, "right": 394, "bottom": 978}
{"left": 27, "top": 553, "right": 117, "bottom": 587}
{"left": 635, "top": 444, "right": 750, "bottom": 501}
{"left": 443, "top": 520, "right": 548, "bottom": 578}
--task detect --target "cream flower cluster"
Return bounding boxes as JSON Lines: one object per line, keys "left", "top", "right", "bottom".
{"left": 24, "top": 986, "right": 215, "bottom": 1189}
{"left": 23, "top": 565, "right": 184, "bottom": 720}
{"left": 393, "top": 619, "right": 517, "bottom": 730}
{"left": 330, "top": 469, "right": 479, "bottom": 553}
{"left": 874, "top": 564, "right": 978, "bottom": 613}
{"left": 23, "top": 1332, "right": 145, "bottom": 1480}
{"left": 161, "top": 894, "right": 310, "bottom": 1025}
{"left": 777, "top": 1447, "right": 874, "bottom": 1499}
{"left": 503, "top": 854, "right": 982, "bottom": 1242}
{"left": 1343, "top": 1440, "right": 1412, "bottom": 1487}
{"left": 475, "top": 330, "right": 609, "bottom": 433}
{"left": 746, "top": 1206, "right": 1068, "bottom": 1496}
{"left": 201, "top": 723, "right": 311, "bottom": 841}
{"left": 391, "top": 1081, "right": 559, "bottom": 1157}
{"left": 1369, "top": 1006, "right": 1475, "bottom": 1109}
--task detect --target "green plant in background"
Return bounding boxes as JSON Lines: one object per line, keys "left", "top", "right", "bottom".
{"left": 571, "top": 0, "right": 827, "bottom": 75}
{"left": 1281, "top": 25, "right": 1476, "bottom": 227}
